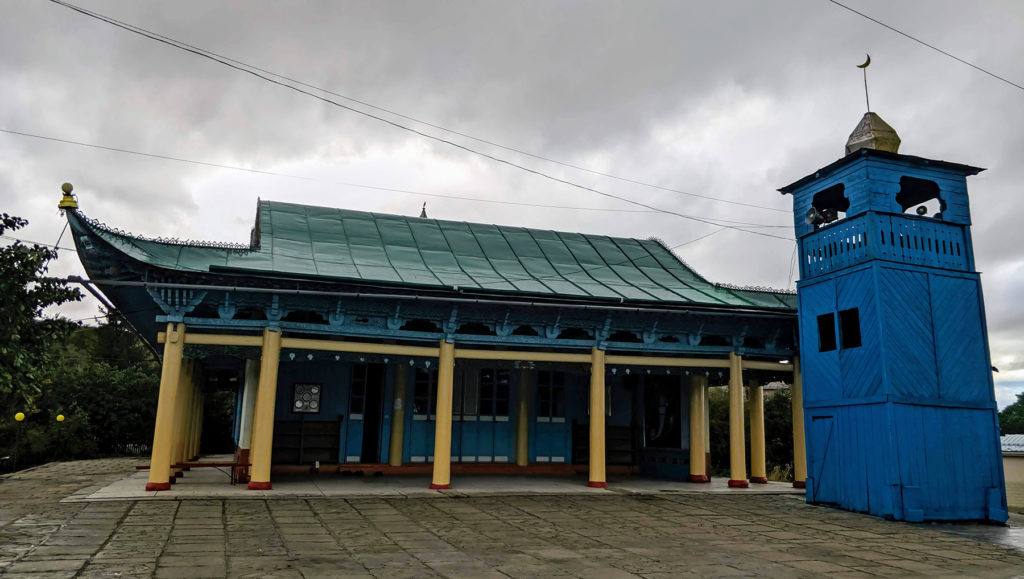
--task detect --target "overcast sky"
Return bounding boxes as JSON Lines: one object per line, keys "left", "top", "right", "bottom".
{"left": 2, "top": 1, "right": 1022, "bottom": 407}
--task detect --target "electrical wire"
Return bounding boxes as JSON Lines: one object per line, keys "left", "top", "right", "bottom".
{"left": 44, "top": 0, "right": 788, "bottom": 213}
{"left": 786, "top": 241, "right": 799, "bottom": 290}
{"left": 0, "top": 234, "right": 77, "bottom": 252}
{"left": 827, "top": 0, "right": 1024, "bottom": 92}
{"left": 0, "top": 128, "right": 790, "bottom": 227}
{"left": 44, "top": 0, "right": 794, "bottom": 241}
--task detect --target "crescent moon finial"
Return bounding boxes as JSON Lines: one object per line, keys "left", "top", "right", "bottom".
{"left": 857, "top": 54, "right": 871, "bottom": 68}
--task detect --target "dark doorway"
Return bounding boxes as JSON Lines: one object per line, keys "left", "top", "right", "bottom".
{"left": 361, "top": 364, "right": 386, "bottom": 462}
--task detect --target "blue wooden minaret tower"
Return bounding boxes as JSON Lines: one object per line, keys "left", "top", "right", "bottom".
{"left": 780, "top": 113, "right": 1008, "bottom": 522}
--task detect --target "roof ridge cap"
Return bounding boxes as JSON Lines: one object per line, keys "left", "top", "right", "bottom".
{"left": 78, "top": 210, "right": 253, "bottom": 251}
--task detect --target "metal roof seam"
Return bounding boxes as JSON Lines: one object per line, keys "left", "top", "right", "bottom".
{"left": 639, "top": 240, "right": 729, "bottom": 305}
{"left": 436, "top": 219, "right": 494, "bottom": 291}
{"left": 570, "top": 233, "right": 646, "bottom": 301}
{"left": 555, "top": 231, "right": 633, "bottom": 301}
{"left": 630, "top": 238, "right": 709, "bottom": 302}
{"left": 604, "top": 236, "right": 679, "bottom": 302}
{"left": 526, "top": 229, "right": 601, "bottom": 298}
{"left": 467, "top": 222, "right": 537, "bottom": 294}
{"left": 397, "top": 215, "right": 446, "bottom": 288}
{"left": 366, "top": 210, "right": 413, "bottom": 286}
{"left": 492, "top": 225, "right": 559, "bottom": 295}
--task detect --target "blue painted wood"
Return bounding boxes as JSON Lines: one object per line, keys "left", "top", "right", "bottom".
{"left": 930, "top": 275, "right": 990, "bottom": 402}
{"left": 798, "top": 279, "right": 840, "bottom": 403}
{"left": 836, "top": 271, "right": 881, "bottom": 398}
{"left": 345, "top": 416, "right": 363, "bottom": 462}
{"left": 788, "top": 150, "right": 1006, "bottom": 522}
{"left": 879, "top": 268, "right": 938, "bottom": 399}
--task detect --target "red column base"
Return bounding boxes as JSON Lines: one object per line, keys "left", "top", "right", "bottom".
{"left": 687, "top": 474, "right": 710, "bottom": 483}
{"left": 429, "top": 483, "right": 451, "bottom": 490}
{"left": 247, "top": 481, "right": 272, "bottom": 490}
{"left": 587, "top": 481, "right": 608, "bottom": 488}
{"left": 145, "top": 482, "right": 170, "bottom": 491}
{"left": 749, "top": 477, "right": 768, "bottom": 484}
{"left": 727, "top": 479, "right": 749, "bottom": 488}
{"left": 793, "top": 480, "right": 806, "bottom": 488}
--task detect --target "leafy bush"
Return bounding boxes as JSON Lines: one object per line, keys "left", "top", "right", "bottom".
{"left": 707, "top": 383, "right": 795, "bottom": 480}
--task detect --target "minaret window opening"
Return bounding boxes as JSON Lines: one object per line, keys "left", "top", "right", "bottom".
{"left": 817, "top": 313, "right": 837, "bottom": 352}
{"left": 896, "top": 176, "right": 945, "bottom": 219}
{"left": 838, "top": 308, "right": 862, "bottom": 349}
{"left": 807, "top": 184, "right": 850, "bottom": 228}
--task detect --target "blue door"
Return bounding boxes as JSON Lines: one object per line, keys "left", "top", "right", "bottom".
{"left": 407, "top": 368, "right": 437, "bottom": 463}
{"left": 808, "top": 415, "right": 839, "bottom": 504}
{"left": 534, "top": 371, "right": 569, "bottom": 463}
{"left": 343, "top": 364, "right": 385, "bottom": 463}
{"left": 455, "top": 368, "right": 512, "bottom": 463}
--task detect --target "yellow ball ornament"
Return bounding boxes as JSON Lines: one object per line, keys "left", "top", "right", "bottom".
{"left": 14, "top": 412, "right": 25, "bottom": 422}
{"left": 56, "top": 414, "right": 65, "bottom": 422}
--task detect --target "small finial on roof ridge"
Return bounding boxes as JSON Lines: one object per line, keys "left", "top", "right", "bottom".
{"left": 58, "top": 182, "right": 78, "bottom": 210}
{"left": 419, "top": 202, "right": 428, "bottom": 218}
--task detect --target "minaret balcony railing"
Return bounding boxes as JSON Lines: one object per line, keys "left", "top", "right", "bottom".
{"left": 800, "top": 212, "right": 971, "bottom": 279}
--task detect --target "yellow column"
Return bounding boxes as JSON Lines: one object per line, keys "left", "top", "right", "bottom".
{"left": 704, "top": 385, "right": 711, "bottom": 475}
{"left": 688, "top": 375, "right": 709, "bottom": 483}
{"left": 170, "top": 361, "right": 193, "bottom": 479}
{"left": 516, "top": 367, "right": 530, "bottom": 467}
{"left": 430, "top": 340, "right": 455, "bottom": 489}
{"left": 194, "top": 389, "right": 204, "bottom": 459}
{"left": 248, "top": 329, "right": 282, "bottom": 490}
{"left": 237, "top": 360, "right": 260, "bottom": 450}
{"left": 388, "top": 364, "right": 408, "bottom": 467}
{"left": 587, "top": 347, "right": 607, "bottom": 488}
{"left": 749, "top": 378, "right": 767, "bottom": 484}
{"left": 728, "top": 352, "right": 748, "bottom": 488}
{"left": 792, "top": 355, "right": 807, "bottom": 488}
{"left": 247, "top": 365, "right": 265, "bottom": 482}
{"left": 146, "top": 323, "right": 185, "bottom": 491}
{"left": 188, "top": 383, "right": 199, "bottom": 461}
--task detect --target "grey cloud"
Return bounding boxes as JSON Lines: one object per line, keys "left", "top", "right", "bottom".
{"left": 0, "top": 0, "right": 1021, "bottom": 364}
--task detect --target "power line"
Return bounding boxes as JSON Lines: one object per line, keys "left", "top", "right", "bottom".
{"left": 44, "top": 0, "right": 788, "bottom": 214}
{"left": 45, "top": 0, "right": 795, "bottom": 241}
{"left": 827, "top": 0, "right": 1024, "bottom": 92}
{"left": 0, "top": 234, "right": 77, "bottom": 252}
{"left": 0, "top": 127, "right": 791, "bottom": 228}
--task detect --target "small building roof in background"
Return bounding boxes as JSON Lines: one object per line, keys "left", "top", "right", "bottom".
{"left": 1001, "top": 434, "right": 1024, "bottom": 454}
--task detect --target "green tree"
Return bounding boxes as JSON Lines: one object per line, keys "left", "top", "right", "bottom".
{"left": 0, "top": 213, "right": 81, "bottom": 410}
{"left": 707, "top": 383, "right": 794, "bottom": 480}
{"left": 999, "top": 392, "right": 1024, "bottom": 435}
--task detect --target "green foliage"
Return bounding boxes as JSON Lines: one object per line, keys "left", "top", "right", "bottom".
{"left": 708, "top": 387, "right": 730, "bottom": 475}
{"left": 0, "top": 213, "right": 161, "bottom": 469}
{"left": 0, "top": 213, "right": 81, "bottom": 409}
{"left": 999, "top": 392, "right": 1024, "bottom": 435}
{"left": 764, "top": 387, "right": 794, "bottom": 475}
{"left": 39, "top": 354, "right": 159, "bottom": 457}
{"left": 1, "top": 317, "right": 160, "bottom": 468}
{"left": 707, "top": 383, "right": 795, "bottom": 480}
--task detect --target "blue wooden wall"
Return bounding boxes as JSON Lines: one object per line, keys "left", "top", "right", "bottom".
{"left": 789, "top": 149, "right": 1007, "bottom": 522}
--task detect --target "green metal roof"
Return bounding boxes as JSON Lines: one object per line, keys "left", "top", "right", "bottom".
{"left": 77, "top": 200, "right": 796, "bottom": 310}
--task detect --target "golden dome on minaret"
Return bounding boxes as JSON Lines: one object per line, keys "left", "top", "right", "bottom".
{"left": 845, "top": 112, "right": 901, "bottom": 155}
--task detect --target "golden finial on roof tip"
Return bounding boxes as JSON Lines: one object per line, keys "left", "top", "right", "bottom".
{"left": 58, "top": 182, "right": 78, "bottom": 210}
{"left": 844, "top": 54, "right": 901, "bottom": 155}
{"left": 857, "top": 54, "right": 871, "bottom": 112}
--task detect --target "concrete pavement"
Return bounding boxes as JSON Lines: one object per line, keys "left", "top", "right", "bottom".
{"left": 2, "top": 458, "right": 1024, "bottom": 578}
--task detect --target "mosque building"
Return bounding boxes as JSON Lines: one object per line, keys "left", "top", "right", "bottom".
{"left": 61, "top": 110, "right": 1007, "bottom": 521}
